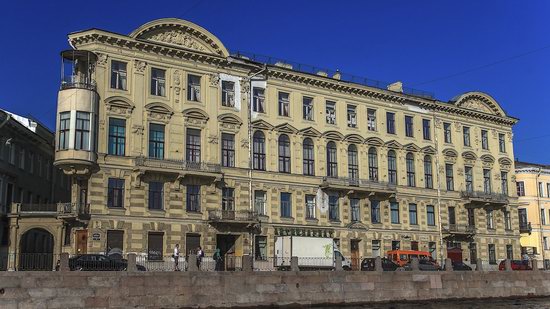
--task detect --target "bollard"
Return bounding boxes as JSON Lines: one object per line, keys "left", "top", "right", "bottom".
{"left": 375, "top": 256, "right": 383, "bottom": 272}
{"left": 59, "top": 252, "right": 70, "bottom": 272}
{"left": 241, "top": 255, "right": 253, "bottom": 272}
{"left": 505, "top": 259, "right": 512, "bottom": 272}
{"left": 532, "top": 259, "right": 539, "bottom": 271}
{"left": 444, "top": 258, "right": 453, "bottom": 272}
{"left": 127, "top": 253, "right": 137, "bottom": 272}
{"left": 475, "top": 258, "right": 483, "bottom": 271}
{"left": 411, "top": 257, "right": 419, "bottom": 271}
{"left": 291, "top": 256, "right": 299, "bottom": 271}
{"left": 188, "top": 254, "right": 198, "bottom": 271}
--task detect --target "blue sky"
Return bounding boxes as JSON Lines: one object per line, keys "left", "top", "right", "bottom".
{"left": 1, "top": 1, "right": 549, "bottom": 163}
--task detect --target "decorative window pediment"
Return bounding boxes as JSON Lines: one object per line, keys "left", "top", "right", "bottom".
{"left": 251, "top": 119, "right": 274, "bottom": 130}
{"left": 365, "top": 137, "right": 384, "bottom": 147}
{"left": 344, "top": 134, "right": 364, "bottom": 144}
{"left": 385, "top": 140, "right": 403, "bottom": 149}
{"left": 145, "top": 102, "right": 174, "bottom": 122}
{"left": 274, "top": 123, "right": 298, "bottom": 134}
{"left": 218, "top": 113, "right": 242, "bottom": 132}
{"left": 443, "top": 148, "right": 458, "bottom": 158}
{"left": 105, "top": 96, "right": 135, "bottom": 117}
{"left": 403, "top": 143, "right": 421, "bottom": 152}
{"left": 421, "top": 146, "right": 436, "bottom": 155}
{"left": 481, "top": 154, "right": 495, "bottom": 168}
{"left": 299, "top": 127, "right": 321, "bottom": 138}
{"left": 322, "top": 130, "right": 344, "bottom": 141}
{"left": 498, "top": 157, "right": 513, "bottom": 169}
{"left": 182, "top": 107, "right": 209, "bottom": 128}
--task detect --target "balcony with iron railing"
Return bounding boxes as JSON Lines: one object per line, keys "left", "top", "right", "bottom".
{"left": 207, "top": 210, "right": 259, "bottom": 224}
{"left": 135, "top": 157, "right": 222, "bottom": 176}
{"left": 321, "top": 176, "right": 396, "bottom": 195}
{"left": 60, "top": 75, "right": 97, "bottom": 91}
{"left": 443, "top": 224, "right": 476, "bottom": 235}
{"left": 461, "top": 191, "right": 509, "bottom": 206}
{"left": 519, "top": 222, "right": 532, "bottom": 234}
{"left": 13, "top": 203, "right": 90, "bottom": 219}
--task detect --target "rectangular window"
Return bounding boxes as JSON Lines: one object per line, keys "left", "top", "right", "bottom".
{"left": 278, "top": 92, "right": 290, "bottom": 117}
{"left": 252, "top": 87, "right": 265, "bottom": 113}
{"left": 107, "top": 230, "right": 124, "bottom": 253}
{"left": 542, "top": 209, "right": 546, "bottom": 225}
{"left": 390, "top": 202, "right": 400, "bottom": 224}
{"left": 463, "top": 126, "right": 471, "bottom": 147}
{"left": 18, "top": 148, "right": 25, "bottom": 170}
{"left": 186, "top": 129, "right": 201, "bottom": 163}
{"left": 255, "top": 236, "right": 267, "bottom": 260}
{"left": 505, "top": 245, "right": 513, "bottom": 259}
{"left": 108, "top": 118, "right": 126, "bottom": 156}
{"left": 147, "top": 232, "right": 163, "bottom": 261}
{"left": 545, "top": 237, "right": 549, "bottom": 251}
{"left": 347, "top": 105, "right": 357, "bottom": 128}
{"left": 58, "top": 112, "right": 70, "bottom": 150}
{"left": 499, "top": 133, "right": 506, "bottom": 153}
{"left": 371, "top": 200, "right": 381, "bottom": 223}
{"left": 504, "top": 211, "right": 512, "bottom": 230}
{"left": 110, "top": 60, "right": 127, "bottom": 90}
{"left": 468, "top": 208, "right": 476, "bottom": 227}
{"left": 487, "top": 209, "right": 494, "bottom": 229}
{"left": 409, "top": 203, "right": 418, "bottom": 225}
{"left": 326, "top": 101, "right": 336, "bottom": 124}
{"left": 186, "top": 185, "right": 201, "bottom": 212}
{"left": 445, "top": 164, "right": 454, "bottom": 191}
{"left": 422, "top": 119, "right": 431, "bottom": 140}
{"left": 150, "top": 68, "right": 166, "bottom": 96}
{"left": 392, "top": 241, "right": 400, "bottom": 251}
{"left": 372, "top": 240, "right": 381, "bottom": 257}
{"left": 148, "top": 182, "right": 163, "bottom": 210}
{"left": 483, "top": 169, "right": 492, "bottom": 194}
{"left": 539, "top": 182, "right": 545, "bottom": 198}
{"left": 187, "top": 74, "right": 201, "bottom": 101}
{"left": 28, "top": 152, "right": 34, "bottom": 173}
{"left": 221, "top": 80, "right": 235, "bottom": 107}
{"left": 517, "top": 181, "right": 525, "bottom": 196}
{"left": 75, "top": 111, "right": 90, "bottom": 150}
{"left": 548, "top": 183, "right": 550, "bottom": 198}
{"left": 367, "top": 109, "right": 377, "bottom": 131}
{"left": 306, "top": 195, "right": 316, "bottom": 219}
{"left": 501, "top": 172, "right": 508, "bottom": 195}
{"left": 444, "top": 122, "right": 452, "bottom": 143}
{"left": 107, "top": 178, "right": 124, "bottom": 208}
{"left": 222, "top": 187, "right": 234, "bottom": 211}
{"left": 429, "top": 242, "right": 437, "bottom": 260}
{"left": 469, "top": 243, "right": 477, "bottom": 263}
{"left": 303, "top": 96, "right": 313, "bottom": 120}
{"left": 448, "top": 206, "right": 456, "bottom": 225}
{"left": 329, "top": 195, "right": 339, "bottom": 221}
{"left": 280, "top": 192, "right": 292, "bottom": 218}
{"left": 481, "top": 130, "right": 489, "bottom": 150}
{"left": 149, "top": 124, "right": 165, "bottom": 159}
{"left": 405, "top": 115, "right": 414, "bottom": 137}
{"left": 427, "top": 205, "right": 435, "bottom": 226}
{"left": 254, "top": 190, "right": 267, "bottom": 216}
{"left": 386, "top": 112, "right": 395, "bottom": 134}
{"left": 221, "top": 133, "right": 235, "bottom": 167}
{"left": 465, "top": 166, "right": 473, "bottom": 192}
{"left": 488, "top": 244, "right": 496, "bottom": 264}
{"left": 350, "top": 198, "right": 360, "bottom": 222}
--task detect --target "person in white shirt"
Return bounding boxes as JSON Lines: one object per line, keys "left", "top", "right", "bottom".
{"left": 173, "top": 244, "right": 180, "bottom": 271}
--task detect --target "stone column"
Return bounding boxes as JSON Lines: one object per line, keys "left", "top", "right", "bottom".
{"left": 59, "top": 253, "right": 70, "bottom": 271}
{"left": 532, "top": 259, "right": 539, "bottom": 271}
{"left": 188, "top": 254, "right": 198, "bottom": 271}
{"left": 444, "top": 258, "right": 453, "bottom": 271}
{"left": 374, "top": 256, "right": 383, "bottom": 272}
{"left": 291, "top": 256, "right": 299, "bottom": 271}
{"left": 242, "top": 254, "right": 253, "bottom": 272}
{"left": 127, "top": 253, "right": 137, "bottom": 272}
{"left": 475, "top": 258, "right": 483, "bottom": 271}
{"left": 335, "top": 254, "right": 343, "bottom": 271}
{"left": 505, "top": 259, "right": 512, "bottom": 271}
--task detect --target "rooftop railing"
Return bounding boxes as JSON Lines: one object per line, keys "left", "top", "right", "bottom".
{"left": 135, "top": 157, "right": 222, "bottom": 173}
{"left": 231, "top": 50, "right": 435, "bottom": 99}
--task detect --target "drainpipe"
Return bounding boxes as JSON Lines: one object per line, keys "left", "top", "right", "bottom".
{"left": 431, "top": 111, "right": 445, "bottom": 264}
{"left": 536, "top": 167, "right": 546, "bottom": 267}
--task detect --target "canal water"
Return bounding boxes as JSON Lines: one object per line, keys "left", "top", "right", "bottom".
{"left": 318, "top": 297, "right": 550, "bottom": 308}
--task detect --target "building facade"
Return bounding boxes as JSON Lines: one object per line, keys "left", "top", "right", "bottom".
{"left": 10, "top": 18, "right": 520, "bottom": 269}
{"left": 0, "top": 109, "right": 70, "bottom": 269}
{"left": 516, "top": 161, "right": 550, "bottom": 268}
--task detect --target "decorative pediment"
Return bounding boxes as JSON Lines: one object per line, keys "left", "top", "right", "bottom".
{"left": 130, "top": 18, "right": 229, "bottom": 57}
{"left": 462, "top": 151, "right": 477, "bottom": 165}
{"left": 480, "top": 154, "right": 495, "bottom": 164}
{"left": 421, "top": 146, "right": 437, "bottom": 155}
{"left": 322, "top": 130, "right": 344, "bottom": 141}
{"left": 344, "top": 134, "right": 364, "bottom": 144}
{"left": 498, "top": 157, "right": 513, "bottom": 168}
{"left": 452, "top": 91, "right": 506, "bottom": 117}
{"left": 182, "top": 107, "right": 209, "bottom": 128}
{"left": 403, "top": 143, "right": 421, "bottom": 152}
{"left": 274, "top": 123, "right": 298, "bottom": 134}
{"left": 443, "top": 148, "right": 458, "bottom": 158}
{"left": 251, "top": 119, "right": 274, "bottom": 130}
{"left": 299, "top": 127, "right": 321, "bottom": 138}
{"left": 365, "top": 137, "right": 384, "bottom": 147}
{"left": 385, "top": 140, "right": 403, "bottom": 149}
{"left": 145, "top": 102, "right": 174, "bottom": 122}
{"left": 218, "top": 113, "right": 242, "bottom": 132}
{"left": 105, "top": 96, "right": 135, "bottom": 117}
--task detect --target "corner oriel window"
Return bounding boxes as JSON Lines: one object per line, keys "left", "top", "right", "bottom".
{"left": 75, "top": 111, "right": 90, "bottom": 150}
{"left": 303, "top": 96, "right": 313, "bottom": 120}
{"left": 58, "top": 112, "right": 70, "bottom": 150}
{"left": 151, "top": 68, "right": 166, "bottom": 97}
{"left": 187, "top": 74, "right": 201, "bottom": 102}
{"left": 252, "top": 87, "right": 265, "bottom": 113}
{"left": 221, "top": 80, "right": 235, "bottom": 107}
{"left": 326, "top": 101, "right": 336, "bottom": 124}
{"left": 110, "top": 60, "right": 127, "bottom": 90}
{"left": 278, "top": 92, "right": 290, "bottom": 117}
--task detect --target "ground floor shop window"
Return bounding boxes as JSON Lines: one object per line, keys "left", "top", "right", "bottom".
{"left": 255, "top": 236, "right": 267, "bottom": 260}
{"left": 148, "top": 232, "right": 163, "bottom": 261}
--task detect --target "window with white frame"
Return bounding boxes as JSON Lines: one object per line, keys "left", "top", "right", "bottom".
{"left": 187, "top": 74, "right": 201, "bottom": 101}
{"left": 326, "top": 101, "right": 336, "bottom": 124}
{"left": 254, "top": 190, "right": 266, "bottom": 215}
{"left": 221, "top": 80, "right": 235, "bottom": 107}
{"left": 278, "top": 92, "right": 290, "bottom": 117}
{"left": 367, "top": 109, "right": 376, "bottom": 131}
{"left": 150, "top": 68, "right": 166, "bottom": 96}
{"left": 252, "top": 87, "right": 265, "bottom": 113}
{"left": 347, "top": 105, "right": 357, "bottom": 128}
{"left": 58, "top": 112, "right": 70, "bottom": 150}
{"left": 303, "top": 96, "right": 313, "bottom": 120}
{"left": 499, "top": 133, "right": 506, "bottom": 153}
{"left": 75, "top": 111, "right": 90, "bottom": 150}
{"left": 305, "top": 194, "right": 316, "bottom": 219}
{"left": 110, "top": 60, "right": 127, "bottom": 90}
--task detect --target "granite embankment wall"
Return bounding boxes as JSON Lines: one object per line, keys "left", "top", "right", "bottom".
{"left": 0, "top": 270, "right": 549, "bottom": 308}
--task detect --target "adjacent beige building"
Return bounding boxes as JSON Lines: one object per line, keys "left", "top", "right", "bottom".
{"left": 9, "top": 18, "right": 520, "bottom": 269}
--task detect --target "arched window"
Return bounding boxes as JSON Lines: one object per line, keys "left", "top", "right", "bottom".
{"left": 278, "top": 134, "right": 291, "bottom": 173}
{"left": 406, "top": 152, "right": 415, "bottom": 187}
{"left": 253, "top": 131, "right": 266, "bottom": 171}
{"left": 303, "top": 138, "right": 315, "bottom": 176}
{"left": 327, "top": 141, "right": 338, "bottom": 177}
{"left": 424, "top": 155, "right": 433, "bottom": 189}
{"left": 368, "top": 147, "right": 378, "bottom": 181}
{"left": 388, "top": 150, "right": 397, "bottom": 185}
{"left": 348, "top": 144, "right": 359, "bottom": 181}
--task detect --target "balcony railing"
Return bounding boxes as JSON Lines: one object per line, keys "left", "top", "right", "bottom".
{"left": 460, "top": 191, "right": 509, "bottom": 205}
{"left": 135, "top": 157, "right": 222, "bottom": 174}
{"left": 519, "top": 222, "right": 532, "bottom": 234}
{"left": 443, "top": 224, "right": 476, "bottom": 235}
{"left": 15, "top": 203, "right": 90, "bottom": 217}
{"left": 322, "top": 176, "right": 396, "bottom": 193}
{"left": 208, "top": 210, "right": 259, "bottom": 223}
{"left": 60, "top": 76, "right": 97, "bottom": 91}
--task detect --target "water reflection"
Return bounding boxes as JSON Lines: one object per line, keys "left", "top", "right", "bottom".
{"left": 319, "top": 297, "right": 550, "bottom": 309}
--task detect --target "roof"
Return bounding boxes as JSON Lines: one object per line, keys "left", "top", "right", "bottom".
{"left": 1, "top": 109, "right": 37, "bottom": 133}
{"left": 515, "top": 161, "right": 550, "bottom": 170}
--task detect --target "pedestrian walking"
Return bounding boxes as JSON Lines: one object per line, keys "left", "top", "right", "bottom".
{"left": 197, "top": 246, "right": 204, "bottom": 269}
{"left": 522, "top": 252, "right": 530, "bottom": 266}
{"left": 173, "top": 244, "right": 180, "bottom": 271}
{"left": 213, "top": 248, "right": 222, "bottom": 271}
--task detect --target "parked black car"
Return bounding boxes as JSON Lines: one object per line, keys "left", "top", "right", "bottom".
{"left": 451, "top": 261, "right": 473, "bottom": 271}
{"left": 69, "top": 254, "right": 146, "bottom": 271}
{"left": 361, "top": 258, "right": 399, "bottom": 271}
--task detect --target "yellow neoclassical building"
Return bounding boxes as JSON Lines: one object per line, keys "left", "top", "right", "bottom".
{"left": 9, "top": 18, "right": 520, "bottom": 269}
{"left": 516, "top": 161, "right": 550, "bottom": 268}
